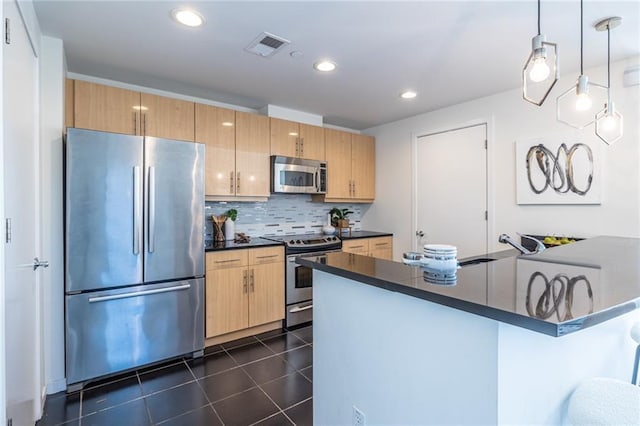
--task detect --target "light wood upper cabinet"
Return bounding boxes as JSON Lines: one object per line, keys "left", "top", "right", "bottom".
{"left": 323, "top": 129, "right": 375, "bottom": 202}
{"left": 140, "top": 93, "right": 194, "bottom": 142}
{"left": 325, "top": 128, "right": 353, "bottom": 199}
{"left": 74, "top": 80, "right": 140, "bottom": 135}
{"left": 299, "top": 123, "right": 325, "bottom": 161}
{"left": 270, "top": 118, "right": 325, "bottom": 161}
{"left": 195, "top": 104, "right": 236, "bottom": 196}
{"left": 205, "top": 246, "right": 284, "bottom": 339}
{"left": 270, "top": 118, "right": 299, "bottom": 158}
{"left": 351, "top": 134, "right": 375, "bottom": 200}
{"left": 72, "top": 80, "right": 195, "bottom": 141}
{"left": 235, "top": 111, "right": 270, "bottom": 197}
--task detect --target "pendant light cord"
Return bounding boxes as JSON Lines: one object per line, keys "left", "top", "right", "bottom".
{"left": 607, "top": 25, "right": 611, "bottom": 89}
{"left": 537, "top": 0, "right": 541, "bottom": 35}
{"left": 580, "top": 0, "right": 584, "bottom": 75}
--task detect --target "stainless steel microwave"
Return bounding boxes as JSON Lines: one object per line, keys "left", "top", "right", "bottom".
{"left": 271, "top": 156, "right": 327, "bottom": 194}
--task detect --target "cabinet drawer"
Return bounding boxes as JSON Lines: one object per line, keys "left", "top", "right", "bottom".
{"left": 249, "top": 246, "right": 284, "bottom": 265}
{"left": 342, "top": 239, "right": 370, "bottom": 254}
{"left": 66, "top": 279, "right": 204, "bottom": 385}
{"left": 206, "top": 250, "right": 249, "bottom": 270}
{"left": 369, "top": 236, "right": 392, "bottom": 249}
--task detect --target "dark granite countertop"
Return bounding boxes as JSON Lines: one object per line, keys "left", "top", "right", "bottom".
{"left": 297, "top": 236, "right": 640, "bottom": 337}
{"left": 205, "top": 237, "right": 283, "bottom": 252}
{"left": 340, "top": 230, "right": 393, "bottom": 240}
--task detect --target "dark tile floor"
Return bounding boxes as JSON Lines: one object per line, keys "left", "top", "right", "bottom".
{"left": 37, "top": 326, "right": 313, "bottom": 426}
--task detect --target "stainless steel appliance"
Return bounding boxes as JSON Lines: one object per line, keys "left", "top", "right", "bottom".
{"left": 262, "top": 234, "right": 341, "bottom": 327}
{"left": 64, "top": 128, "right": 205, "bottom": 389}
{"left": 271, "top": 155, "right": 327, "bottom": 194}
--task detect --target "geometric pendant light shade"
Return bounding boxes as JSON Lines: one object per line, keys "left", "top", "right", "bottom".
{"left": 556, "top": 0, "right": 607, "bottom": 129}
{"left": 523, "top": 0, "right": 559, "bottom": 106}
{"left": 594, "top": 17, "right": 623, "bottom": 145}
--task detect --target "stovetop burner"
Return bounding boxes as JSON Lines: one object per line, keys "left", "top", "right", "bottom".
{"left": 261, "top": 233, "right": 342, "bottom": 253}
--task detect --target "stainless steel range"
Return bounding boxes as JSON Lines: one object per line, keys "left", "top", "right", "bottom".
{"left": 262, "top": 234, "right": 341, "bottom": 327}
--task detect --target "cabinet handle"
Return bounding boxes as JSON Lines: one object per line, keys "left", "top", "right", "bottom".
{"left": 256, "top": 254, "right": 279, "bottom": 259}
{"left": 236, "top": 172, "right": 240, "bottom": 193}
{"left": 300, "top": 138, "right": 304, "bottom": 157}
{"left": 133, "top": 112, "right": 137, "bottom": 134}
{"left": 353, "top": 181, "right": 356, "bottom": 197}
{"left": 250, "top": 269, "right": 255, "bottom": 292}
{"left": 89, "top": 284, "right": 191, "bottom": 303}
{"left": 215, "top": 258, "right": 241, "bottom": 264}
{"left": 349, "top": 245, "right": 364, "bottom": 249}
{"left": 374, "top": 243, "right": 388, "bottom": 247}
{"left": 148, "top": 166, "right": 156, "bottom": 253}
{"left": 230, "top": 171, "right": 234, "bottom": 194}
{"left": 243, "top": 270, "right": 248, "bottom": 293}
{"left": 295, "top": 138, "right": 299, "bottom": 157}
{"left": 133, "top": 166, "right": 141, "bottom": 255}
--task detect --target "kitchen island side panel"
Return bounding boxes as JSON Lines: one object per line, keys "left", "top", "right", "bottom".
{"left": 313, "top": 268, "right": 640, "bottom": 425}
{"left": 313, "top": 270, "right": 499, "bottom": 425}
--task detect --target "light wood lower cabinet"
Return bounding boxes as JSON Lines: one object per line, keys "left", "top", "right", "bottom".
{"left": 205, "top": 246, "right": 284, "bottom": 340}
{"left": 342, "top": 236, "right": 393, "bottom": 260}
{"left": 368, "top": 236, "right": 393, "bottom": 260}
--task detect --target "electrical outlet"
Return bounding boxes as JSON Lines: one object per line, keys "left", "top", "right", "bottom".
{"left": 352, "top": 405, "right": 366, "bottom": 426}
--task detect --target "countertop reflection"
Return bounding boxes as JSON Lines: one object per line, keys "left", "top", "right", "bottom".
{"left": 297, "top": 236, "right": 640, "bottom": 336}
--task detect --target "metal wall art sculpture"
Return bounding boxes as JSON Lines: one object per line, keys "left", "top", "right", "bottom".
{"left": 516, "top": 134, "right": 602, "bottom": 204}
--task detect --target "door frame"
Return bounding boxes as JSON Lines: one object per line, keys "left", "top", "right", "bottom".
{"left": 411, "top": 117, "right": 495, "bottom": 253}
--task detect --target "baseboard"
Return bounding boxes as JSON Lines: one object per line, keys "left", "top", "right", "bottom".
{"left": 45, "top": 377, "right": 67, "bottom": 395}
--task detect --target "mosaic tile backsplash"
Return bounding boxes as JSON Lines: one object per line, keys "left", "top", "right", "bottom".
{"left": 204, "top": 194, "right": 369, "bottom": 240}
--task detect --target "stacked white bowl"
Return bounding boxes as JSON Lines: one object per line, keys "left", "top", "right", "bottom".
{"left": 420, "top": 244, "right": 458, "bottom": 285}
{"left": 421, "top": 244, "right": 458, "bottom": 269}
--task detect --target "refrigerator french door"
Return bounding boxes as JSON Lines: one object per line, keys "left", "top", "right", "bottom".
{"left": 65, "top": 128, "right": 205, "bottom": 388}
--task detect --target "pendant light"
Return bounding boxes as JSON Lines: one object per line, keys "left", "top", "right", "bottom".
{"left": 594, "top": 17, "right": 623, "bottom": 145}
{"left": 522, "top": 0, "right": 559, "bottom": 106}
{"left": 556, "top": 0, "right": 607, "bottom": 129}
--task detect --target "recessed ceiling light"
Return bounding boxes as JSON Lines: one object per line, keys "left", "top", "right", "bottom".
{"left": 314, "top": 60, "right": 337, "bottom": 72}
{"left": 400, "top": 91, "right": 417, "bottom": 99}
{"left": 221, "top": 122, "right": 234, "bottom": 127}
{"left": 171, "top": 8, "right": 204, "bottom": 27}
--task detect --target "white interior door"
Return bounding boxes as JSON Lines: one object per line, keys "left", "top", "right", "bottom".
{"left": 3, "top": 1, "right": 42, "bottom": 424}
{"left": 415, "top": 124, "right": 487, "bottom": 258}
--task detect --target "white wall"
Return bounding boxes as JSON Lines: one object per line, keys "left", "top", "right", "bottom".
{"left": 364, "top": 57, "right": 640, "bottom": 259}
{"left": 39, "top": 37, "right": 66, "bottom": 394}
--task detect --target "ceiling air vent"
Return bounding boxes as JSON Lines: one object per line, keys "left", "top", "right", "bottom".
{"left": 245, "top": 32, "right": 290, "bottom": 58}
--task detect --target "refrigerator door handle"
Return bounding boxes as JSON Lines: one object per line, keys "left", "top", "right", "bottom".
{"left": 133, "top": 166, "right": 141, "bottom": 255}
{"left": 88, "top": 283, "right": 191, "bottom": 303}
{"left": 148, "top": 166, "right": 156, "bottom": 253}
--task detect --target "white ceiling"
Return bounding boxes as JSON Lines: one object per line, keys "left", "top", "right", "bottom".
{"left": 33, "top": 1, "right": 640, "bottom": 130}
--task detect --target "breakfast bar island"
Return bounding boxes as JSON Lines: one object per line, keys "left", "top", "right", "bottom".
{"left": 298, "top": 236, "right": 640, "bottom": 425}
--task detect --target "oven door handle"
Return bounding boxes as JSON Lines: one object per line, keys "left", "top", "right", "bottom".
{"left": 290, "top": 304, "right": 313, "bottom": 313}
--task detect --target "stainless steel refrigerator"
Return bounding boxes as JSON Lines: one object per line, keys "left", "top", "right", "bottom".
{"left": 64, "top": 128, "right": 205, "bottom": 389}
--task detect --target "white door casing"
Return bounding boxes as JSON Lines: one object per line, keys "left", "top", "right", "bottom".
{"left": 3, "top": 1, "right": 42, "bottom": 424}
{"left": 413, "top": 124, "right": 488, "bottom": 259}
